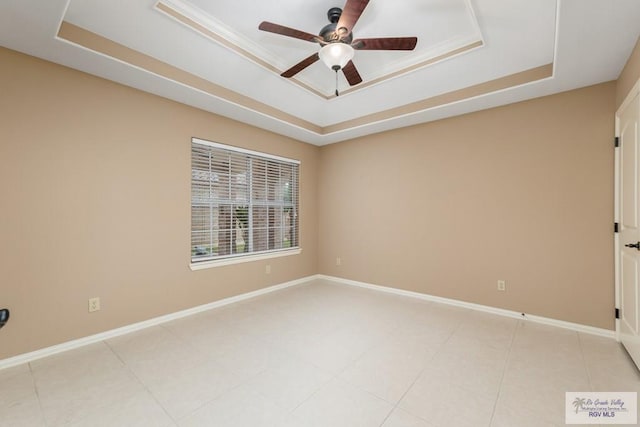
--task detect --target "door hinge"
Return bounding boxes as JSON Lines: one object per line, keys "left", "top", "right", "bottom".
{"left": 615, "top": 136, "right": 620, "bottom": 147}
{"left": 615, "top": 308, "right": 620, "bottom": 319}
{"left": 615, "top": 222, "right": 620, "bottom": 233}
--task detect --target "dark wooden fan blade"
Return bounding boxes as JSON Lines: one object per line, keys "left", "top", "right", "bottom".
{"left": 342, "top": 60, "right": 362, "bottom": 86}
{"left": 281, "top": 52, "right": 320, "bottom": 78}
{"left": 336, "top": 0, "right": 370, "bottom": 37}
{"left": 352, "top": 37, "right": 418, "bottom": 50}
{"left": 259, "top": 21, "right": 320, "bottom": 43}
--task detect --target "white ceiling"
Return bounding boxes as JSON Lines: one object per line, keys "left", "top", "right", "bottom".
{"left": 0, "top": 0, "right": 639, "bottom": 145}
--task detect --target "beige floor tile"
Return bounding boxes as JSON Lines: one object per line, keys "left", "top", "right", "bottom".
{"left": 175, "top": 321, "right": 252, "bottom": 360}
{"left": 177, "top": 384, "right": 289, "bottom": 427}
{"left": 64, "top": 390, "right": 173, "bottom": 427}
{"left": 392, "top": 319, "right": 455, "bottom": 350}
{"left": 0, "top": 363, "right": 30, "bottom": 382}
{"left": 496, "top": 380, "right": 579, "bottom": 425}
{"left": 209, "top": 335, "right": 291, "bottom": 380}
{"left": 0, "top": 371, "right": 45, "bottom": 427}
{"left": 160, "top": 309, "right": 223, "bottom": 340}
{"left": 499, "top": 346, "right": 591, "bottom": 423}
{"left": 28, "top": 340, "right": 144, "bottom": 426}
{"left": 579, "top": 333, "right": 640, "bottom": 392}
{"left": 147, "top": 359, "right": 244, "bottom": 420}
{"left": 420, "top": 360, "right": 504, "bottom": 400}
{"left": 289, "top": 378, "right": 394, "bottom": 427}
{"left": 224, "top": 308, "right": 295, "bottom": 341}
{"left": 292, "top": 323, "right": 393, "bottom": 375}
{"left": 423, "top": 335, "right": 508, "bottom": 397}
{"left": 410, "top": 302, "right": 471, "bottom": 326}
{"left": 502, "top": 349, "right": 590, "bottom": 393}
{"left": 381, "top": 408, "right": 435, "bottom": 427}
{"left": 398, "top": 372, "right": 496, "bottom": 427}
{"left": 209, "top": 303, "right": 264, "bottom": 329}
{"left": 452, "top": 311, "right": 517, "bottom": 350}
{"left": 29, "top": 342, "right": 124, "bottom": 382}
{"left": 0, "top": 370, "right": 36, "bottom": 408}
{"left": 106, "top": 325, "right": 207, "bottom": 386}
{"left": 510, "top": 321, "right": 582, "bottom": 363}
{"left": 339, "top": 334, "right": 437, "bottom": 403}
{"left": 490, "top": 395, "right": 563, "bottom": 426}
{"left": 579, "top": 333, "right": 633, "bottom": 362}
{"left": 35, "top": 364, "right": 144, "bottom": 426}
{"left": 244, "top": 355, "right": 333, "bottom": 411}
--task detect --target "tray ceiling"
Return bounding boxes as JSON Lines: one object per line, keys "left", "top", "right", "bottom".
{"left": 0, "top": 0, "right": 639, "bottom": 145}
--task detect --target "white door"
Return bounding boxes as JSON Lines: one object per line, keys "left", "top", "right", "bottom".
{"left": 617, "top": 89, "right": 640, "bottom": 369}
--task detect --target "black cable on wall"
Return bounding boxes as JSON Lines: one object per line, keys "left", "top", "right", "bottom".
{"left": 0, "top": 309, "right": 9, "bottom": 329}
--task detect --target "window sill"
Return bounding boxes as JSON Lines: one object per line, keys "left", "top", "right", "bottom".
{"left": 189, "top": 248, "right": 302, "bottom": 270}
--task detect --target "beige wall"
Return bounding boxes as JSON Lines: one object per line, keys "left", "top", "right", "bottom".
{"left": 0, "top": 47, "right": 319, "bottom": 360}
{"left": 617, "top": 36, "right": 640, "bottom": 108}
{"left": 318, "top": 82, "right": 616, "bottom": 330}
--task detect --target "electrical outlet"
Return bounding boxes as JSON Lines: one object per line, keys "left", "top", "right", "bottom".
{"left": 336, "top": 257, "right": 341, "bottom": 266}
{"left": 88, "top": 297, "right": 100, "bottom": 312}
{"left": 265, "top": 264, "right": 271, "bottom": 274}
{"left": 497, "top": 280, "right": 506, "bottom": 291}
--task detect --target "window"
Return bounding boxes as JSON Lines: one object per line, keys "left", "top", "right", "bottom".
{"left": 191, "top": 138, "right": 299, "bottom": 266}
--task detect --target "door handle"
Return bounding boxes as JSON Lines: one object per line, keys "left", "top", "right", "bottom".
{"left": 625, "top": 242, "right": 640, "bottom": 250}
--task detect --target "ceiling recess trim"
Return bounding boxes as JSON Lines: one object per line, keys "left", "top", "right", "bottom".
{"left": 325, "top": 63, "right": 554, "bottom": 134}
{"left": 56, "top": 22, "right": 554, "bottom": 136}
{"left": 56, "top": 21, "right": 322, "bottom": 134}
{"left": 155, "top": 0, "right": 485, "bottom": 99}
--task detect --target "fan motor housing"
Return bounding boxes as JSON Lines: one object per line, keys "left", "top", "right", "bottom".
{"left": 320, "top": 8, "right": 353, "bottom": 43}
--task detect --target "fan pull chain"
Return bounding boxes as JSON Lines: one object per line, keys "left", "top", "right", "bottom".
{"left": 335, "top": 69, "right": 339, "bottom": 97}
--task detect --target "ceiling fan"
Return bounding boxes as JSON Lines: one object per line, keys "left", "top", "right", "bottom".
{"left": 258, "top": 0, "right": 418, "bottom": 95}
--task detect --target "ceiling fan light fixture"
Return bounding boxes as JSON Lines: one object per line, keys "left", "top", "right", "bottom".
{"left": 319, "top": 42, "right": 354, "bottom": 71}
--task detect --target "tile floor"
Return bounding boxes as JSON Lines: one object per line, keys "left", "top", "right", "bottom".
{"left": 1, "top": 279, "right": 639, "bottom": 426}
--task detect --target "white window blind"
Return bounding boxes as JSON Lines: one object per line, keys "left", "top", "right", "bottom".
{"left": 191, "top": 138, "right": 299, "bottom": 263}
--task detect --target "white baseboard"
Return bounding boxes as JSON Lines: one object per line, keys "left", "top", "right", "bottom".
{"left": 1, "top": 273, "right": 615, "bottom": 371}
{"left": 0, "top": 275, "right": 316, "bottom": 371}
{"left": 317, "top": 274, "right": 616, "bottom": 339}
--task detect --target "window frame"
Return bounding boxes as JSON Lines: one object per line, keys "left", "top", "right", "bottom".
{"left": 189, "top": 137, "right": 301, "bottom": 270}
